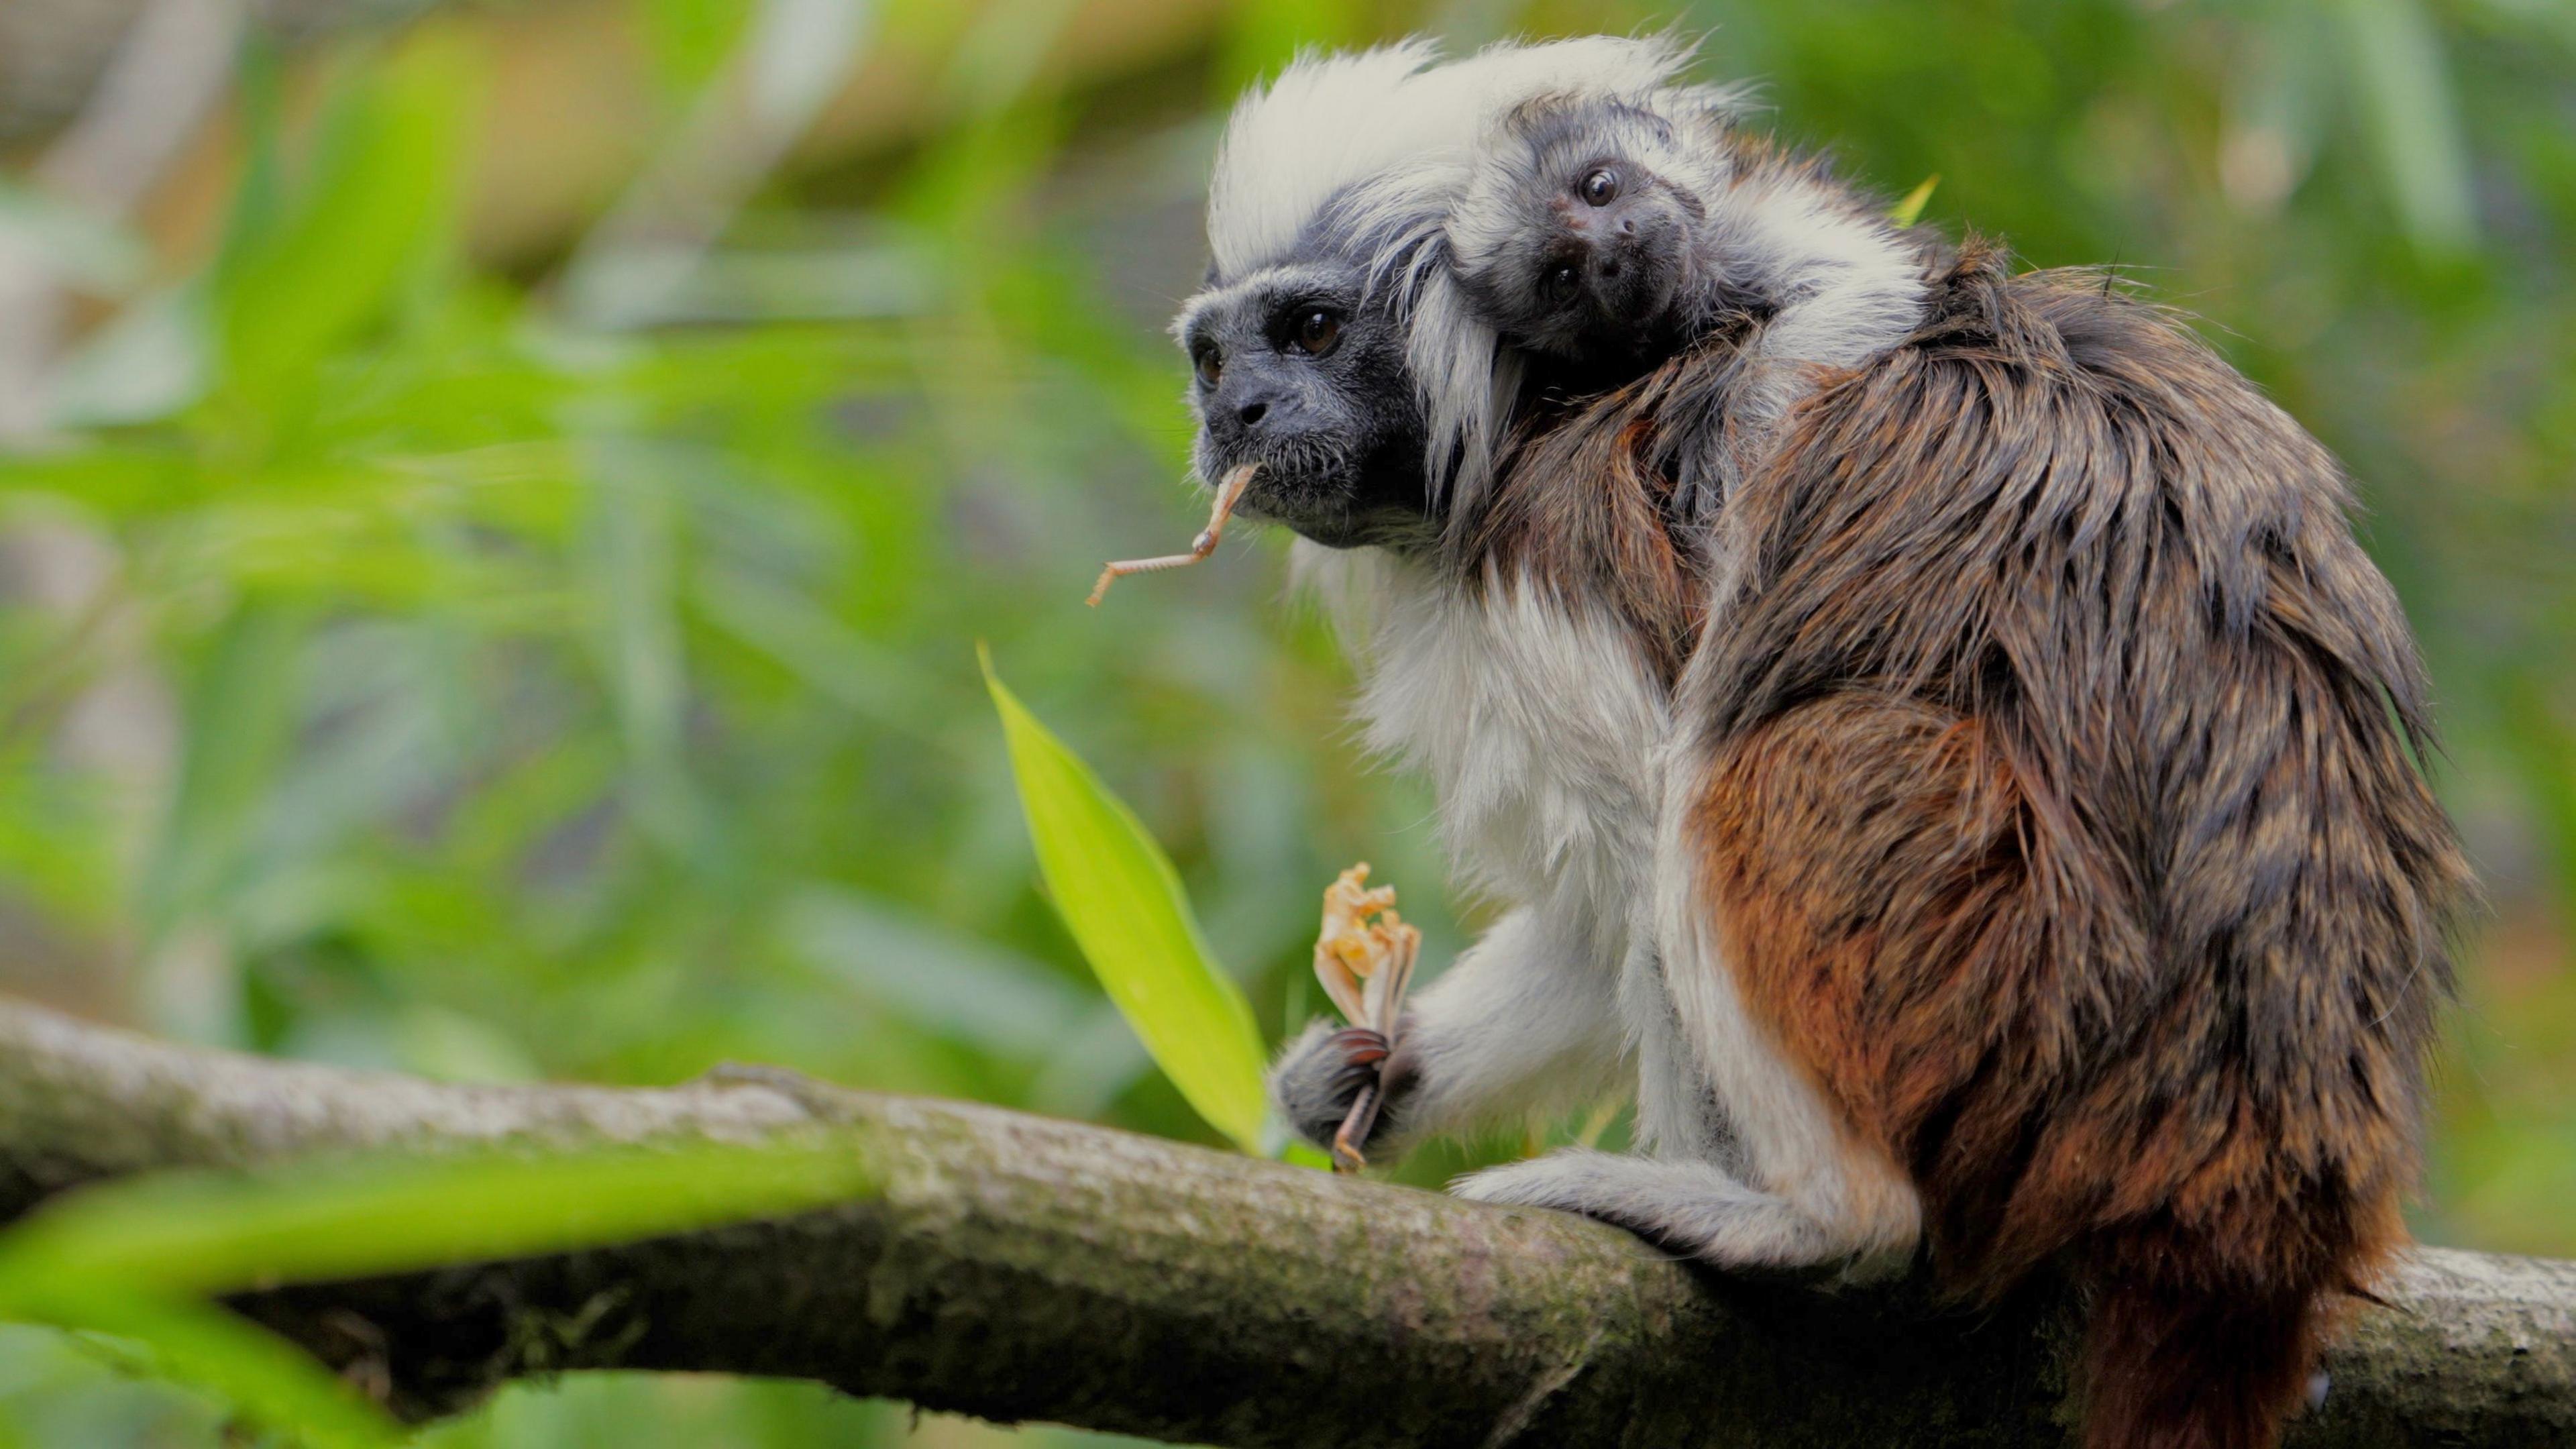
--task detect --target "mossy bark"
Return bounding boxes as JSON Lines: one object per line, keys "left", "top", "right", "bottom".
{"left": 1, "top": 1000, "right": 2569, "bottom": 1446}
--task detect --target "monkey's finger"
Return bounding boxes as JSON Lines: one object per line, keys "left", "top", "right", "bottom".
{"left": 1328, "top": 1025, "right": 1390, "bottom": 1065}
{"left": 1331, "top": 1083, "right": 1380, "bottom": 1173}
{"left": 1333, "top": 1083, "right": 1385, "bottom": 1173}
{"left": 1326, "top": 1063, "right": 1385, "bottom": 1097}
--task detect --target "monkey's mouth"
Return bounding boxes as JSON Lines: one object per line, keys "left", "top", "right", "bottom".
{"left": 1590, "top": 233, "right": 1684, "bottom": 323}
{"left": 1195, "top": 432, "right": 1429, "bottom": 551}
{"left": 1226, "top": 454, "right": 1366, "bottom": 542}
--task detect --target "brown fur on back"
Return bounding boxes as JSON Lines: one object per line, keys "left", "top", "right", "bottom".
{"left": 1458, "top": 320, "right": 1764, "bottom": 682}
{"left": 1438, "top": 237, "right": 2465, "bottom": 1448}
{"left": 1670, "top": 242, "right": 2472, "bottom": 1446}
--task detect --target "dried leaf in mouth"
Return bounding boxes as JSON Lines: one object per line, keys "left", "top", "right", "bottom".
{"left": 1085, "top": 462, "right": 1261, "bottom": 606}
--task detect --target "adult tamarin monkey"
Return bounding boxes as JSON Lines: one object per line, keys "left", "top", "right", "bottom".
{"left": 1176, "top": 38, "right": 2472, "bottom": 1449}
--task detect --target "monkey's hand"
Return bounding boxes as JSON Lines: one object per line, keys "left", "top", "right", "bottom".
{"left": 1293, "top": 864, "right": 1421, "bottom": 1169}
{"left": 1269, "top": 1018, "right": 1413, "bottom": 1157}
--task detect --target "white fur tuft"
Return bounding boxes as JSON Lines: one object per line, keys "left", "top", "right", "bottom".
{"left": 1205, "top": 40, "right": 1445, "bottom": 280}
{"left": 1204, "top": 36, "right": 1707, "bottom": 280}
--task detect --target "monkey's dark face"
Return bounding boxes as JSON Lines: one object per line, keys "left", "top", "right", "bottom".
{"left": 1478, "top": 157, "right": 1700, "bottom": 364}
{"left": 1175, "top": 260, "right": 1431, "bottom": 549}
{"left": 1448, "top": 98, "right": 1720, "bottom": 372}
{"left": 1549, "top": 162, "right": 1698, "bottom": 349}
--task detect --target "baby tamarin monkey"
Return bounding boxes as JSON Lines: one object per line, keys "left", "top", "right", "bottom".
{"left": 1449, "top": 91, "right": 1927, "bottom": 462}
{"left": 1446, "top": 96, "right": 1732, "bottom": 372}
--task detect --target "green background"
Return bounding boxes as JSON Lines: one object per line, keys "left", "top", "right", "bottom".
{"left": 0, "top": 0, "right": 2569, "bottom": 1442}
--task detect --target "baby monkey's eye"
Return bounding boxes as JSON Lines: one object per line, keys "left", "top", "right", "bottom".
{"left": 1194, "top": 348, "right": 1222, "bottom": 388}
{"left": 1544, "top": 264, "right": 1581, "bottom": 303}
{"left": 1580, "top": 168, "right": 1621, "bottom": 207}
{"left": 1291, "top": 309, "right": 1342, "bottom": 356}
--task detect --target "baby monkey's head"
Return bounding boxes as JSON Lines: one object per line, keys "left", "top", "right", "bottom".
{"left": 1449, "top": 95, "right": 1722, "bottom": 368}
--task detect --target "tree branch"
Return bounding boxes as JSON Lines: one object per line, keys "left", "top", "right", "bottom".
{"left": 0, "top": 999, "right": 2568, "bottom": 1447}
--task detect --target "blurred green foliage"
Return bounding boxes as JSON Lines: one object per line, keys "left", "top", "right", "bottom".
{"left": 0, "top": 0, "right": 2569, "bottom": 1443}
{"left": 0, "top": 1137, "right": 884, "bottom": 1446}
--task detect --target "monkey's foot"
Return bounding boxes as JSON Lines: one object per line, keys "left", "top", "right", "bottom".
{"left": 1453, "top": 1148, "right": 1848, "bottom": 1275}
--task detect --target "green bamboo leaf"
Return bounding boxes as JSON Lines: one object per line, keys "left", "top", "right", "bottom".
{"left": 1889, "top": 173, "right": 1940, "bottom": 227}
{"left": 213, "top": 32, "right": 477, "bottom": 401}
{"left": 0, "top": 1138, "right": 875, "bottom": 1298}
{"left": 980, "top": 646, "right": 1269, "bottom": 1152}
{"left": 0, "top": 1138, "right": 878, "bottom": 1434}
{"left": 0, "top": 1291, "right": 398, "bottom": 1449}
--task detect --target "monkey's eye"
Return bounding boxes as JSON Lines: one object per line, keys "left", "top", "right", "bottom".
{"left": 1544, "top": 264, "right": 1580, "bottom": 303}
{"left": 1193, "top": 348, "right": 1222, "bottom": 388}
{"left": 1580, "top": 168, "right": 1620, "bottom": 207}
{"left": 1291, "top": 309, "right": 1342, "bottom": 356}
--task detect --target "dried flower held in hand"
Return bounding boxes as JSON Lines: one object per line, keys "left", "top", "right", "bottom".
{"left": 1311, "top": 863, "right": 1418, "bottom": 1172}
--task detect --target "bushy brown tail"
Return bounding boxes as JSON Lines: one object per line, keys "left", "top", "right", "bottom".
{"left": 2076, "top": 1224, "right": 2345, "bottom": 1449}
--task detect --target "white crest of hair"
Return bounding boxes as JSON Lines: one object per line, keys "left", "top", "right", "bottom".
{"left": 1204, "top": 35, "right": 1707, "bottom": 281}
{"left": 1202, "top": 39, "right": 1444, "bottom": 280}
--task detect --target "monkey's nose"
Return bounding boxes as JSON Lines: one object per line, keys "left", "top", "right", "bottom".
{"left": 1238, "top": 400, "right": 1268, "bottom": 427}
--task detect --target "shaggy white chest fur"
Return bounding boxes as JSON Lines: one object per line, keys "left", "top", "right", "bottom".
{"left": 1355, "top": 562, "right": 1672, "bottom": 924}
{"left": 1324, "top": 550, "right": 1922, "bottom": 1267}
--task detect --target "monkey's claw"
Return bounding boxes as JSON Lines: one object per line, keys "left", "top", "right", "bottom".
{"left": 1330, "top": 1088, "right": 1380, "bottom": 1174}
{"left": 1325, "top": 1025, "right": 1391, "bottom": 1091}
